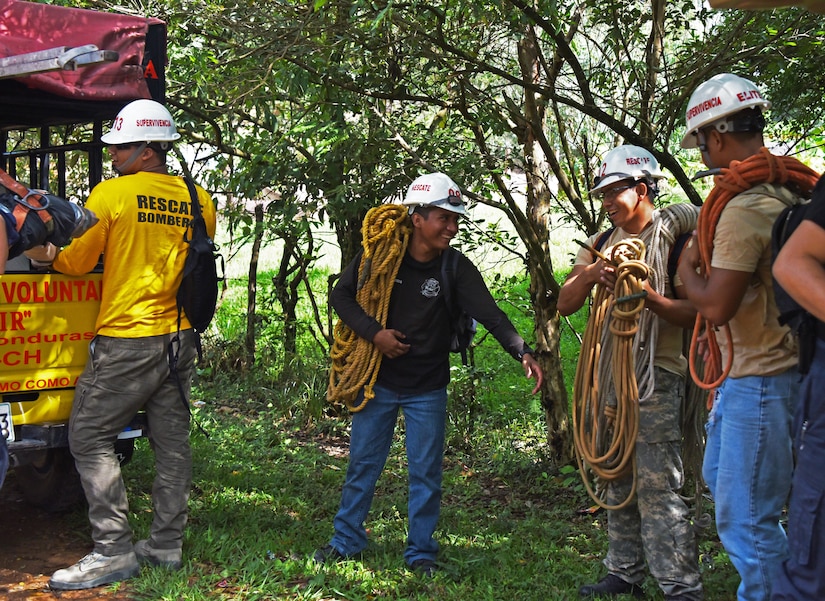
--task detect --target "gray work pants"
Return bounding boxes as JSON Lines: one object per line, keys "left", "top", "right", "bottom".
{"left": 69, "top": 332, "right": 195, "bottom": 556}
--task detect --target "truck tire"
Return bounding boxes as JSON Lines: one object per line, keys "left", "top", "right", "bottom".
{"left": 14, "top": 448, "right": 85, "bottom": 512}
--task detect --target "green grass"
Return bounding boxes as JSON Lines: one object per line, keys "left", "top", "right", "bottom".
{"left": 61, "top": 266, "right": 739, "bottom": 599}
{"left": 106, "top": 401, "right": 738, "bottom": 600}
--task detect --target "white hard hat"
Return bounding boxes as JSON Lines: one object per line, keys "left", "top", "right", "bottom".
{"left": 401, "top": 172, "right": 466, "bottom": 215}
{"left": 681, "top": 73, "right": 770, "bottom": 149}
{"left": 101, "top": 99, "right": 181, "bottom": 145}
{"left": 590, "top": 145, "right": 667, "bottom": 193}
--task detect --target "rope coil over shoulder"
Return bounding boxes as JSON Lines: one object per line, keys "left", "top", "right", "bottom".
{"left": 327, "top": 204, "right": 411, "bottom": 411}
{"left": 689, "top": 148, "right": 820, "bottom": 407}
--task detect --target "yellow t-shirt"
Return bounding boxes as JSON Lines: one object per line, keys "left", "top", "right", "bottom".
{"left": 711, "top": 183, "right": 797, "bottom": 377}
{"left": 574, "top": 224, "right": 686, "bottom": 376}
{"left": 53, "top": 171, "right": 217, "bottom": 338}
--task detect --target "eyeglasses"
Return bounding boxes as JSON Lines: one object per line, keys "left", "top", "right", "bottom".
{"left": 112, "top": 143, "right": 137, "bottom": 151}
{"left": 592, "top": 181, "right": 638, "bottom": 201}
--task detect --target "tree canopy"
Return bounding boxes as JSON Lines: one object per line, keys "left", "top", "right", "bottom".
{"left": 57, "top": 0, "right": 825, "bottom": 459}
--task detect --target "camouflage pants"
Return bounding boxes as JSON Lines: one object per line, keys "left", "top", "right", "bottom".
{"left": 604, "top": 367, "right": 703, "bottom": 600}
{"left": 69, "top": 332, "right": 195, "bottom": 556}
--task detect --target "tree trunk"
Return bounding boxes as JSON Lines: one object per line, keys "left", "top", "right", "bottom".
{"left": 244, "top": 203, "right": 265, "bottom": 367}
{"left": 518, "top": 31, "right": 573, "bottom": 463}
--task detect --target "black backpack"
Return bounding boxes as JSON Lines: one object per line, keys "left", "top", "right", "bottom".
{"left": 177, "top": 178, "right": 222, "bottom": 336}
{"left": 771, "top": 176, "right": 824, "bottom": 374}
{"left": 440, "top": 247, "right": 477, "bottom": 365}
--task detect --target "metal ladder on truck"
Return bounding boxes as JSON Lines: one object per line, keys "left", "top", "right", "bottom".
{"left": 0, "top": 45, "right": 117, "bottom": 80}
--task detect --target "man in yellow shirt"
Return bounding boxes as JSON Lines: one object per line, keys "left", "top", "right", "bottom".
{"left": 26, "top": 99, "right": 217, "bottom": 590}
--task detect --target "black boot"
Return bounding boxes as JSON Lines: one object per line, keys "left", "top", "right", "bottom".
{"left": 579, "top": 574, "right": 644, "bottom": 598}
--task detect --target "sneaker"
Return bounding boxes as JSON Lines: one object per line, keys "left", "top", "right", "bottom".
{"left": 579, "top": 574, "right": 644, "bottom": 598}
{"left": 313, "top": 544, "right": 345, "bottom": 564}
{"left": 49, "top": 550, "right": 140, "bottom": 591}
{"left": 409, "top": 558, "right": 438, "bottom": 578}
{"left": 135, "top": 539, "right": 183, "bottom": 570}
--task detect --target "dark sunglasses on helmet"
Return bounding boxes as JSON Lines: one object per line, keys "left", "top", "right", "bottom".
{"left": 431, "top": 193, "right": 463, "bottom": 208}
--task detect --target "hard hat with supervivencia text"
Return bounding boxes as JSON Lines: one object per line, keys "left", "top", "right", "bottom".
{"left": 681, "top": 73, "right": 770, "bottom": 149}
{"left": 590, "top": 145, "right": 667, "bottom": 193}
{"left": 101, "top": 99, "right": 181, "bottom": 146}
{"left": 401, "top": 172, "right": 466, "bottom": 215}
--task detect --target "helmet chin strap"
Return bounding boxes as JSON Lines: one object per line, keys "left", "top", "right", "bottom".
{"left": 114, "top": 142, "right": 147, "bottom": 175}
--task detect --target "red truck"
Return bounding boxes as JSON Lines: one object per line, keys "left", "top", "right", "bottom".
{"left": 1, "top": 0, "right": 167, "bottom": 510}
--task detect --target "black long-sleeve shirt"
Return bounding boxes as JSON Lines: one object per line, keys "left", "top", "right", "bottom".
{"left": 331, "top": 248, "right": 531, "bottom": 394}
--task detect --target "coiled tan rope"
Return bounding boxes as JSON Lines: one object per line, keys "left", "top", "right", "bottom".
{"left": 574, "top": 239, "right": 648, "bottom": 510}
{"left": 327, "top": 204, "right": 411, "bottom": 411}
{"left": 573, "top": 203, "right": 699, "bottom": 510}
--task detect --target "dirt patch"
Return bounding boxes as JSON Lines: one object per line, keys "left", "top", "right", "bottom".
{"left": 0, "top": 472, "right": 135, "bottom": 601}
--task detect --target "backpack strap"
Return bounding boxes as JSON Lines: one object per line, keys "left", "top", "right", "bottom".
{"left": 592, "top": 227, "right": 615, "bottom": 256}
{"left": 667, "top": 232, "right": 692, "bottom": 298}
{"left": 176, "top": 177, "right": 204, "bottom": 360}
{"left": 440, "top": 247, "right": 468, "bottom": 365}
{"left": 169, "top": 177, "right": 209, "bottom": 438}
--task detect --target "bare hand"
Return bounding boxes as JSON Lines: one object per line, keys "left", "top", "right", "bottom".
{"left": 599, "top": 263, "right": 617, "bottom": 291}
{"left": 372, "top": 328, "right": 410, "bottom": 359}
{"left": 522, "top": 353, "right": 544, "bottom": 395}
{"left": 23, "top": 243, "right": 58, "bottom": 264}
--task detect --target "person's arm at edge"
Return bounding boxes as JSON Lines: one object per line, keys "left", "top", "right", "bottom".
{"left": 773, "top": 220, "right": 825, "bottom": 323}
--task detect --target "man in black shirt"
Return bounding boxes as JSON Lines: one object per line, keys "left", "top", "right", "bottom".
{"left": 771, "top": 175, "right": 825, "bottom": 600}
{"left": 315, "top": 172, "right": 543, "bottom": 576}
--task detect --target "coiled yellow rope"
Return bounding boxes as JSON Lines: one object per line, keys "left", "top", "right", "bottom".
{"left": 573, "top": 239, "right": 648, "bottom": 510}
{"left": 327, "top": 204, "right": 411, "bottom": 411}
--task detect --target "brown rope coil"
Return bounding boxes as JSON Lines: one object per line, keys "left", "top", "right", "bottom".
{"left": 327, "top": 204, "right": 411, "bottom": 411}
{"left": 573, "top": 239, "right": 648, "bottom": 510}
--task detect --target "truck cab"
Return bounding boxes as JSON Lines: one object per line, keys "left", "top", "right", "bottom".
{"left": 0, "top": 0, "right": 166, "bottom": 510}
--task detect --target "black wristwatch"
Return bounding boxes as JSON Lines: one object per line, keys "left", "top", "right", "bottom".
{"left": 517, "top": 344, "right": 534, "bottom": 361}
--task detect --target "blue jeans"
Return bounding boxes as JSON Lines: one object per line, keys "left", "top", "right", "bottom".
{"left": 772, "top": 340, "right": 825, "bottom": 600}
{"left": 329, "top": 384, "right": 447, "bottom": 565}
{"left": 703, "top": 371, "right": 799, "bottom": 601}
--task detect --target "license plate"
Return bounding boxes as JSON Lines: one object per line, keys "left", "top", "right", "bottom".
{"left": 0, "top": 402, "right": 14, "bottom": 443}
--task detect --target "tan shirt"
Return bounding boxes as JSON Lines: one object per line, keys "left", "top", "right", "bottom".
{"left": 711, "top": 184, "right": 798, "bottom": 377}
{"left": 575, "top": 226, "right": 686, "bottom": 376}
